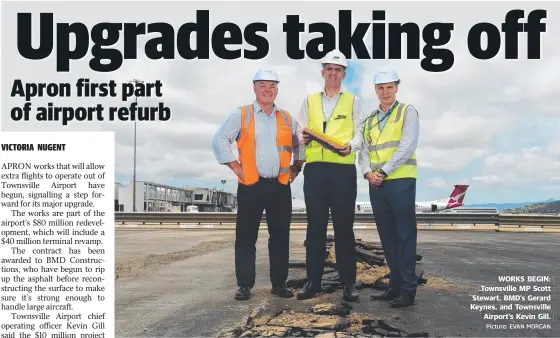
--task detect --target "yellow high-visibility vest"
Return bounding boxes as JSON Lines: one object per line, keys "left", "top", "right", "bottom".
{"left": 363, "top": 101, "right": 417, "bottom": 179}
{"left": 305, "top": 91, "right": 356, "bottom": 164}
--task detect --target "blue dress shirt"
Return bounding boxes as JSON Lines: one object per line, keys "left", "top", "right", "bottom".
{"left": 212, "top": 101, "right": 305, "bottom": 179}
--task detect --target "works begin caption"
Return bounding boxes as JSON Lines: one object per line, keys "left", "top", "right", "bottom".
{"left": 469, "top": 275, "right": 553, "bottom": 330}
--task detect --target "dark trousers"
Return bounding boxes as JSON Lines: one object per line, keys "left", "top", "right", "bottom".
{"left": 303, "top": 162, "right": 357, "bottom": 285}
{"left": 369, "top": 177, "right": 417, "bottom": 293}
{"left": 235, "top": 177, "right": 292, "bottom": 288}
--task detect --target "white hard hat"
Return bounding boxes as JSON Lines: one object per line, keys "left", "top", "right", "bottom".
{"left": 321, "top": 49, "right": 347, "bottom": 68}
{"left": 373, "top": 70, "right": 400, "bottom": 85}
{"left": 253, "top": 68, "right": 280, "bottom": 83}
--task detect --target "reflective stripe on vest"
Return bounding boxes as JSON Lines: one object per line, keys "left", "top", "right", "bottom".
{"left": 236, "top": 104, "right": 293, "bottom": 185}
{"left": 305, "top": 91, "right": 356, "bottom": 164}
{"left": 364, "top": 102, "right": 417, "bottom": 180}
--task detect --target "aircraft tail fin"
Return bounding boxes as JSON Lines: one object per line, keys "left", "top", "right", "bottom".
{"left": 447, "top": 184, "right": 469, "bottom": 207}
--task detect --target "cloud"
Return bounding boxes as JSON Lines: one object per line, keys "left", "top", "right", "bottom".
{"left": 417, "top": 146, "right": 491, "bottom": 172}
{"left": 474, "top": 133, "right": 560, "bottom": 188}
{"left": 427, "top": 177, "right": 447, "bottom": 188}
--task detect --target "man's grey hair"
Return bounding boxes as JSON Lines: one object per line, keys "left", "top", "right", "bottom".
{"left": 253, "top": 80, "right": 278, "bottom": 85}
{"left": 322, "top": 64, "right": 347, "bottom": 71}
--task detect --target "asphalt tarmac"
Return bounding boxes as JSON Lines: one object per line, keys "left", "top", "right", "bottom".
{"left": 115, "top": 229, "right": 559, "bottom": 337}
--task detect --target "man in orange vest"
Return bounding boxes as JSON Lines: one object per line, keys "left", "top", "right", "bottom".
{"left": 212, "top": 68, "right": 305, "bottom": 301}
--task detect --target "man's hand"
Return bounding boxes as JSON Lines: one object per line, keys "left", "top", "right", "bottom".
{"left": 302, "top": 132, "right": 311, "bottom": 145}
{"left": 226, "top": 161, "right": 244, "bottom": 180}
{"left": 338, "top": 145, "right": 351, "bottom": 156}
{"left": 372, "top": 171, "right": 385, "bottom": 185}
{"left": 365, "top": 171, "right": 384, "bottom": 187}
{"left": 233, "top": 166, "right": 244, "bottom": 180}
{"left": 290, "top": 165, "right": 301, "bottom": 183}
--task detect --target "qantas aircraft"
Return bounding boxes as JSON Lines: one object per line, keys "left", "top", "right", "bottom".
{"left": 355, "top": 184, "right": 470, "bottom": 213}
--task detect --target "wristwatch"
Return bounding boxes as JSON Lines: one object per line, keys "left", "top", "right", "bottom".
{"left": 377, "top": 169, "right": 387, "bottom": 177}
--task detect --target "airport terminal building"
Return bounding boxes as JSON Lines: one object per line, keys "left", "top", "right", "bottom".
{"left": 115, "top": 181, "right": 237, "bottom": 212}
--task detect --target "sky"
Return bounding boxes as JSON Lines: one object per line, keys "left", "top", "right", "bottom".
{"left": 2, "top": 1, "right": 560, "bottom": 205}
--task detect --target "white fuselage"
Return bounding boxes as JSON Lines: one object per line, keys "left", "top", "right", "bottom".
{"left": 356, "top": 199, "right": 458, "bottom": 213}
{"left": 414, "top": 200, "right": 455, "bottom": 213}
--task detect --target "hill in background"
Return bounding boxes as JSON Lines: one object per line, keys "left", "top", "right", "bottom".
{"left": 501, "top": 200, "right": 560, "bottom": 214}
{"left": 467, "top": 199, "right": 555, "bottom": 210}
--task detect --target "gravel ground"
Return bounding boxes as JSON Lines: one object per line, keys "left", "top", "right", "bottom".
{"left": 115, "top": 229, "right": 559, "bottom": 337}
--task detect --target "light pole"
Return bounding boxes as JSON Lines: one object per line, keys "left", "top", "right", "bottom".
{"left": 220, "top": 180, "right": 226, "bottom": 210}
{"left": 213, "top": 187, "right": 218, "bottom": 212}
{"left": 128, "top": 79, "right": 143, "bottom": 212}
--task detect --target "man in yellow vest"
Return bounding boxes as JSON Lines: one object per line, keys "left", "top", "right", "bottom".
{"left": 212, "top": 68, "right": 305, "bottom": 301}
{"left": 296, "top": 49, "right": 366, "bottom": 302}
{"left": 358, "top": 70, "right": 420, "bottom": 307}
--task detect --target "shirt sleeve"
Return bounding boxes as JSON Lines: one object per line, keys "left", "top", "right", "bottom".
{"left": 291, "top": 115, "right": 306, "bottom": 161}
{"left": 358, "top": 137, "right": 372, "bottom": 176}
{"left": 297, "top": 97, "right": 309, "bottom": 161}
{"left": 381, "top": 105, "right": 420, "bottom": 175}
{"left": 349, "top": 96, "right": 367, "bottom": 153}
{"left": 212, "top": 107, "right": 242, "bottom": 164}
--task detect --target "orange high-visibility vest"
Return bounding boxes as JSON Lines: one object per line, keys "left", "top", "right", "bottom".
{"left": 236, "top": 104, "right": 293, "bottom": 185}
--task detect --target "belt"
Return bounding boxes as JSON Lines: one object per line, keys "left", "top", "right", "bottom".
{"left": 259, "top": 176, "right": 277, "bottom": 183}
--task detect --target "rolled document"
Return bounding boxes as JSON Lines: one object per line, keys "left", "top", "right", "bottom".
{"left": 302, "top": 128, "right": 347, "bottom": 152}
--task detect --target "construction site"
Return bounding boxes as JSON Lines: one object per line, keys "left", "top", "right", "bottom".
{"left": 114, "top": 228, "right": 559, "bottom": 338}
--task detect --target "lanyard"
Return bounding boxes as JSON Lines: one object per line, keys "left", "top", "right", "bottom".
{"left": 364, "top": 101, "right": 399, "bottom": 136}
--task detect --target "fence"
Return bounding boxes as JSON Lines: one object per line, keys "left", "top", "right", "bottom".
{"left": 114, "top": 212, "right": 560, "bottom": 228}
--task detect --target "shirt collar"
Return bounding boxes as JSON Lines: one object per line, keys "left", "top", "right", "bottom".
{"left": 253, "top": 100, "right": 278, "bottom": 115}
{"left": 322, "top": 85, "right": 347, "bottom": 97}
{"left": 376, "top": 100, "right": 398, "bottom": 114}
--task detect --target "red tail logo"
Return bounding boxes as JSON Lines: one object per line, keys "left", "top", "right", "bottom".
{"left": 446, "top": 184, "right": 469, "bottom": 208}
